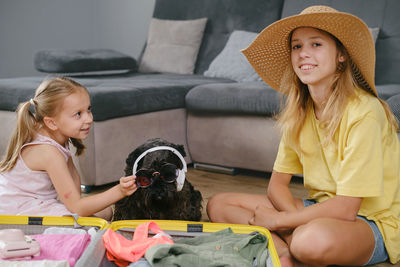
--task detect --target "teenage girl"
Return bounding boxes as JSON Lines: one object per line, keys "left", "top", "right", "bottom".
{"left": 207, "top": 6, "right": 400, "bottom": 266}
{"left": 0, "top": 77, "right": 137, "bottom": 220}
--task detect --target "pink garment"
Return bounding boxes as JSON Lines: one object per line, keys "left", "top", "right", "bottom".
{"left": 31, "top": 234, "right": 91, "bottom": 267}
{"left": 103, "top": 221, "right": 174, "bottom": 267}
{"left": 0, "top": 134, "right": 72, "bottom": 216}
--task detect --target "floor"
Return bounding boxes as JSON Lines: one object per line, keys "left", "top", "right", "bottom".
{"left": 187, "top": 167, "right": 307, "bottom": 221}
{"left": 89, "top": 166, "right": 397, "bottom": 267}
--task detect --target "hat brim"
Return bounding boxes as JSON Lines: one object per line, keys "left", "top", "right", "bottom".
{"left": 242, "top": 11, "right": 376, "bottom": 94}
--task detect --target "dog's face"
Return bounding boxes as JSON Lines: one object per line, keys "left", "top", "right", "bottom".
{"left": 113, "top": 138, "right": 203, "bottom": 221}
{"left": 132, "top": 148, "right": 184, "bottom": 206}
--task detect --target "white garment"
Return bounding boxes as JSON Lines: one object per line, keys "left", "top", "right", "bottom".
{"left": 0, "top": 135, "right": 72, "bottom": 216}
{"left": 0, "top": 260, "right": 69, "bottom": 267}
{"left": 43, "top": 227, "right": 97, "bottom": 239}
{"left": 43, "top": 227, "right": 87, "bottom": 235}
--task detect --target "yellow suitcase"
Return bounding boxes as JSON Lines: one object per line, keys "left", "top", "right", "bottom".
{"left": 0, "top": 216, "right": 281, "bottom": 266}
{"left": 109, "top": 219, "right": 281, "bottom": 267}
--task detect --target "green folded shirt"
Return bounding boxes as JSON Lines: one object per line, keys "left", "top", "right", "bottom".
{"left": 145, "top": 228, "right": 271, "bottom": 267}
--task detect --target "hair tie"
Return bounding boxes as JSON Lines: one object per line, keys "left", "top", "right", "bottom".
{"left": 28, "top": 98, "right": 37, "bottom": 119}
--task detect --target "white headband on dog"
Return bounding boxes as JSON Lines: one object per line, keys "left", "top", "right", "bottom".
{"left": 132, "top": 146, "right": 187, "bottom": 191}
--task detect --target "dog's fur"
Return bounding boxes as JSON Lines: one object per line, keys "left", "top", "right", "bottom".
{"left": 112, "top": 138, "right": 203, "bottom": 221}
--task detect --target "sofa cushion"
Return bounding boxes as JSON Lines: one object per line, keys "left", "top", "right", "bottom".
{"left": 185, "top": 82, "right": 280, "bottom": 116}
{"left": 376, "top": 84, "right": 400, "bottom": 100}
{"left": 387, "top": 94, "right": 400, "bottom": 124}
{"left": 0, "top": 74, "right": 232, "bottom": 121}
{"left": 139, "top": 18, "right": 207, "bottom": 75}
{"left": 204, "top": 30, "right": 261, "bottom": 82}
{"left": 34, "top": 49, "right": 138, "bottom": 75}
{"left": 369, "top": 27, "right": 380, "bottom": 43}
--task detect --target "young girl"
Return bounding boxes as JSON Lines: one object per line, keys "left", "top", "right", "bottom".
{"left": 0, "top": 77, "right": 137, "bottom": 220}
{"left": 207, "top": 6, "right": 400, "bottom": 267}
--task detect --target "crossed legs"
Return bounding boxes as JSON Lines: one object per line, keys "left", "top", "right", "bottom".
{"left": 206, "top": 192, "right": 375, "bottom": 266}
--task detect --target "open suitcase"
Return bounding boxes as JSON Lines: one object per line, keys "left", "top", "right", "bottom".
{"left": 0, "top": 215, "right": 108, "bottom": 266}
{"left": 0, "top": 216, "right": 280, "bottom": 266}
{"left": 107, "top": 220, "right": 281, "bottom": 267}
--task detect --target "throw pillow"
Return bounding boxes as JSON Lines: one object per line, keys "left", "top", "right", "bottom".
{"left": 204, "top": 30, "right": 261, "bottom": 82}
{"left": 34, "top": 49, "right": 137, "bottom": 75}
{"left": 369, "top": 27, "right": 380, "bottom": 43}
{"left": 139, "top": 17, "right": 207, "bottom": 75}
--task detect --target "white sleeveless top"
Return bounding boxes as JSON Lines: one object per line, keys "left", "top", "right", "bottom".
{"left": 0, "top": 134, "right": 73, "bottom": 216}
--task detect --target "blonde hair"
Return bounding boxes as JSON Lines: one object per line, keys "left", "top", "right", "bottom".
{"left": 0, "top": 77, "right": 88, "bottom": 172}
{"left": 278, "top": 29, "right": 398, "bottom": 151}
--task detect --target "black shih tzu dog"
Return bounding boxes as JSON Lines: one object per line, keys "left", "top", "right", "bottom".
{"left": 112, "top": 138, "right": 203, "bottom": 221}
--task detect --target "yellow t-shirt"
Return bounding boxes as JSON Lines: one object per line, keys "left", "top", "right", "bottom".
{"left": 273, "top": 89, "right": 400, "bottom": 263}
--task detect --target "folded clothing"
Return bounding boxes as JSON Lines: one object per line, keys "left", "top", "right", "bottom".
{"left": 43, "top": 226, "right": 97, "bottom": 239}
{"left": 145, "top": 227, "right": 270, "bottom": 267}
{"left": 103, "top": 221, "right": 173, "bottom": 267}
{"left": 31, "top": 234, "right": 91, "bottom": 267}
{"left": 0, "top": 260, "right": 69, "bottom": 267}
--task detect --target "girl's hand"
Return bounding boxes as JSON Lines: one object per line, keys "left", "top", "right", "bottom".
{"left": 249, "top": 205, "right": 282, "bottom": 231}
{"left": 119, "top": 175, "right": 137, "bottom": 196}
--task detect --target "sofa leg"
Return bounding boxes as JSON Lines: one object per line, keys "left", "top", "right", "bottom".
{"left": 193, "top": 163, "right": 237, "bottom": 175}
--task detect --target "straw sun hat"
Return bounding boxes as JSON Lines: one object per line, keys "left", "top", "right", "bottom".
{"left": 242, "top": 5, "right": 376, "bottom": 95}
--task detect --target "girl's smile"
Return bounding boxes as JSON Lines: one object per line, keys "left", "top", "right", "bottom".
{"left": 299, "top": 63, "right": 316, "bottom": 71}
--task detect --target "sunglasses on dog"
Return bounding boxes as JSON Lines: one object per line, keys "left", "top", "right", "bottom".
{"left": 135, "top": 163, "right": 180, "bottom": 188}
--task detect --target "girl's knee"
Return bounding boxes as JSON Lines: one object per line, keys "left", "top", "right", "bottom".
{"left": 290, "top": 218, "right": 335, "bottom": 262}
{"left": 206, "top": 193, "right": 228, "bottom": 221}
{"left": 95, "top": 206, "right": 113, "bottom": 221}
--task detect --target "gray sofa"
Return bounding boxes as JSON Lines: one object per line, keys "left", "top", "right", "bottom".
{"left": 0, "top": 0, "right": 399, "bottom": 187}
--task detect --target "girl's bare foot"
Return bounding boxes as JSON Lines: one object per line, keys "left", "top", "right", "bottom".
{"left": 271, "top": 232, "right": 295, "bottom": 267}
{"left": 279, "top": 252, "right": 295, "bottom": 267}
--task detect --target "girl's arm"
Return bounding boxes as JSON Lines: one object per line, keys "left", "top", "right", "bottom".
{"left": 67, "top": 157, "right": 81, "bottom": 193}
{"left": 36, "top": 145, "right": 137, "bottom": 217}
{"left": 267, "top": 171, "right": 298, "bottom": 212}
{"left": 251, "top": 194, "right": 362, "bottom": 231}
